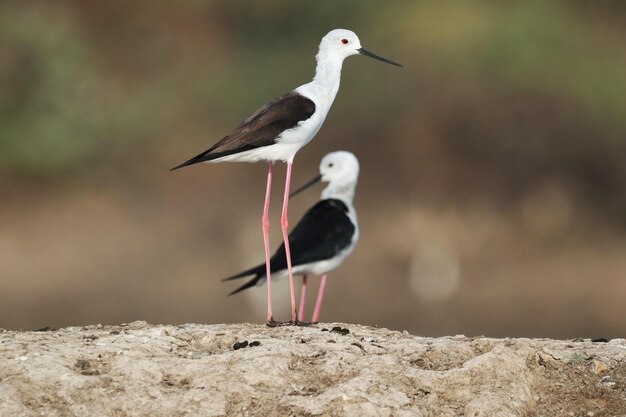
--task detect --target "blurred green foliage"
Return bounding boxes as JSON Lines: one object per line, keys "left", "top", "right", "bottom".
{"left": 1, "top": 3, "right": 96, "bottom": 173}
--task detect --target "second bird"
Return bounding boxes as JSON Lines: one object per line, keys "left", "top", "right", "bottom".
{"left": 223, "top": 151, "right": 360, "bottom": 324}
{"left": 172, "top": 29, "right": 401, "bottom": 325}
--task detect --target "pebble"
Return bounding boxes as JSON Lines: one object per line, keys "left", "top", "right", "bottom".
{"left": 233, "top": 341, "right": 249, "bottom": 350}
{"left": 592, "top": 359, "right": 608, "bottom": 374}
{"left": 331, "top": 326, "right": 349, "bottom": 335}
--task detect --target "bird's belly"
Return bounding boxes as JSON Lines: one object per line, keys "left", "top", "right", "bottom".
{"left": 307, "top": 257, "right": 345, "bottom": 276}
{"left": 205, "top": 141, "right": 302, "bottom": 164}
{"left": 269, "top": 247, "right": 354, "bottom": 282}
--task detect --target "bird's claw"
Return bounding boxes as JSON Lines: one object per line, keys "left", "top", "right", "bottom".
{"left": 265, "top": 319, "right": 313, "bottom": 327}
{"left": 265, "top": 317, "right": 280, "bottom": 327}
{"left": 266, "top": 318, "right": 291, "bottom": 327}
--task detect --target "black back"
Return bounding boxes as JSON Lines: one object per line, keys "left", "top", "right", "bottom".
{"left": 172, "top": 91, "right": 316, "bottom": 170}
{"left": 269, "top": 198, "right": 355, "bottom": 272}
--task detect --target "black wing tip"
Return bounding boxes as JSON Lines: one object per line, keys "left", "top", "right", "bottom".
{"left": 170, "top": 155, "right": 206, "bottom": 171}
{"left": 223, "top": 264, "right": 267, "bottom": 295}
{"left": 170, "top": 162, "right": 188, "bottom": 171}
{"left": 222, "top": 263, "right": 266, "bottom": 282}
{"left": 227, "top": 287, "right": 244, "bottom": 297}
{"left": 170, "top": 146, "right": 223, "bottom": 171}
{"left": 227, "top": 276, "right": 261, "bottom": 296}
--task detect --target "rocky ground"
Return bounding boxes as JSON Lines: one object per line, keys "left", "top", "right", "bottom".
{"left": 1, "top": 322, "right": 625, "bottom": 416}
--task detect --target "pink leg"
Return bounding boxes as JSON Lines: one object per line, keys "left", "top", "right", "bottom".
{"left": 298, "top": 275, "right": 308, "bottom": 322}
{"left": 281, "top": 162, "right": 297, "bottom": 322}
{"left": 311, "top": 274, "right": 328, "bottom": 323}
{"left": 262, "top": 163, "right": 274, "bottom": 324}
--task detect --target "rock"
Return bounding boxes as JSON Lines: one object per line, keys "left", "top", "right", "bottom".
{"left": 592, "top": 359, "right": 609, "bottom": 374}
{"left": 0, "top": 323, "right": 625, "bottom": 416}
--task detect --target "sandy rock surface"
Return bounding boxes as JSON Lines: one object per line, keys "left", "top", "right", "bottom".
{"left": 1, "top": 322, "right": 625, "bottom": 416}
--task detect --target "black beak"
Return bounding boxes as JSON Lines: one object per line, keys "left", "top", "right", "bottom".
{"left": 358, "top": 47, "right": 403, "bottom": 67}
{"left": 289, "top": 174, "right": 322, "bottom": 198}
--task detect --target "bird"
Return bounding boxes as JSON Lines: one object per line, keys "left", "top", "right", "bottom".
{"left": 171, "top": 29, "right": 401, "bottom": 325}
{"left": 223, "top": 151, "right": 360, "bottom": 324}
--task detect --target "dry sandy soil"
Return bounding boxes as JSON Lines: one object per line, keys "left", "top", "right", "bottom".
{"left": 1, "top": 322, "right": 625, "bottom": 417}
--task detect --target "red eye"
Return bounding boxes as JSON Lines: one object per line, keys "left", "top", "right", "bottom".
{"left": 341, "top": 38, "right": 349, "bottom": 45}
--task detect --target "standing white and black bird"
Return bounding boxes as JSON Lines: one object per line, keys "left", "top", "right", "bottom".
{"left": 172, "top": 29, "right": 400, "bottom": 325}
{"left": 223, "top": 151, "right": 360, "bottom": 324}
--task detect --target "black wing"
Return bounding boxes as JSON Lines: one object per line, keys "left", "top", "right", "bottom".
{"left": 222, "top": 199, "right": 355, "bottom": 296}
{"left": 171, "top": 91, "right": 315, "bottom": 170}
{"left": 269, "top": 199, "right": 355, "bottom": 271}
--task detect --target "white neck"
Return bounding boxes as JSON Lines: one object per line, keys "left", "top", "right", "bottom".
{"left": 321, "top": 181, "right": 356, "bottom": 205}
{"left": 307, "top": 52, "right": 343, "bottom": 104}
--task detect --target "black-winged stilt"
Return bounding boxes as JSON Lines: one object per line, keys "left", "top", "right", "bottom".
{"left": 223, "top": 151, "right": 360, "bottom": 324}
{"left": 172, "top": 29, "right": 400, "bottom": 325}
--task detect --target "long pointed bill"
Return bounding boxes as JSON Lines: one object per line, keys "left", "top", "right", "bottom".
{"left": 358, "top": 47, "right": 403, "bottom": 67}
{"left": 289, "top": 174, "right": 322, "bottom": 198}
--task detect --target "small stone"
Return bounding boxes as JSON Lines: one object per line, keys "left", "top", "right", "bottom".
{"left": 233, "top": 341, "right": 249, "bottom": 350}
{"left": 592, "top": 360, "right": 608, "bottom": 374}
{"left": 599, "top": 376, "right": 616, "bottom": 387}
{"left": 331, "top": 327, "right": 349, "bottom": 335}
{"left": 75, "top": 359, "right": 90, "bottom": 369}
{"left": 249, "top": 341, "right": 261, "bottom": 347}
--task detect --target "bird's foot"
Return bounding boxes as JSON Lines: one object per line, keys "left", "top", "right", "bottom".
{"left": 266, "top": 316, "right": 315, "bottom": 327}
{"left": 266, "top": 318, "right": 291, "bottom": 327}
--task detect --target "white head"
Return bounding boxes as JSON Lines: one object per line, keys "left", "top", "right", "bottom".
{"left": 318, "top": 29, "right": 363, "bottom": 61}
{"left": 320, "top": 151, "right": 359, "bottom": 203}
{"left": 290, "top": 151, "right": 360, "bottom": 204}
{"left": 317, "top": 29, "right": 403, "bottom": 67}
{"left": 320, "top": 150, "right": 359, "bottom": 185}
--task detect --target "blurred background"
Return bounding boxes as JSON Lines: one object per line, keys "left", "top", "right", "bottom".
{"left": 1, "top": 1, "right": 625, "bottom": 338}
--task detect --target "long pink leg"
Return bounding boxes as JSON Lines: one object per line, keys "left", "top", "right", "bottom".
{"left": 262, "top": 163, "right": 274, "bottom": 324}
{"left": 297, "top": 275, "right": 308, "bottom": 322}
{"left": 280, "top": 162, "right": 297, "bottom": 322}
{"left": 311, "top": 274, "right": 328, "bottom": 323}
